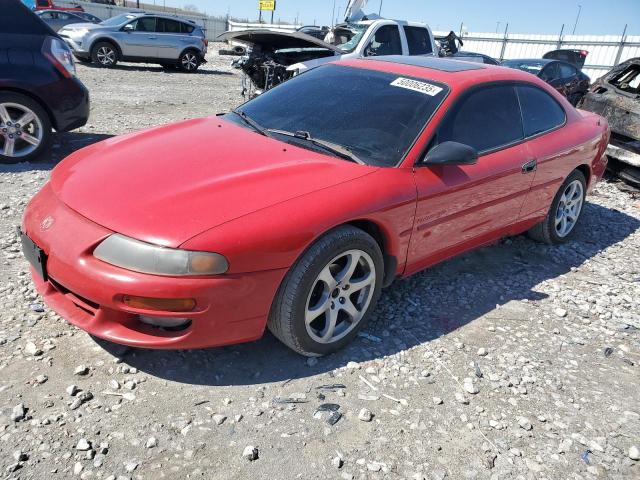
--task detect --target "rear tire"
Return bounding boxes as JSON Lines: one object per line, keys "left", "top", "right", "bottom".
{"left": 91, "top": 41, "right": 119, "bottom": 68}
{"left": 178, "top": 50, "right": 200, "bottom": 72}
{"left": 0, "top": 92, "right": 51, "bottom": 164}
{"left": 528, "top": 170, "right": 586, "bottom": 244}
{"left": 268, "top": 226, "right": 384, "bottom": 356}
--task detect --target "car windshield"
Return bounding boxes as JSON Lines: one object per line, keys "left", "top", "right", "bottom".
{"left": 333, "top": 23, "right": 369, "bottom": 53}
{"left": 227, "top": 65, "right": 449, "bottom": 167}
{"left": 502, "top": 60, "right": 546, "bottom": 75}
{"left": 99, "top": 14, "right": 136, "bottom": 26}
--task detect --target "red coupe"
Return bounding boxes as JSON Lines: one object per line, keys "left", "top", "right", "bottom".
{"left": 20, "top": 56, "right": 609, "bottom": 356}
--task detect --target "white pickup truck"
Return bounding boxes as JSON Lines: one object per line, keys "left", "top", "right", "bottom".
{"left": 218, "top": 4, "right": 437, "bottom": 96}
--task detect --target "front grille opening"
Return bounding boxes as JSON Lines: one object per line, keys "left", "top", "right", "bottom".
{"left": 49, "top": 277, "right": 100, "bottom": 314}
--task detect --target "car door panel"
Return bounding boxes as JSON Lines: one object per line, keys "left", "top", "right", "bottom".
{"left": 405, "top": 84, "right": 536, "bottom": 275}
{"left": 408, "top": 144, "right": 532, "bottom": 274}
{"left": 119, "top": 17, "right": 157, "bottom": 58}
{"left": 156, "top": 18, "right": 183, "bottom": 60}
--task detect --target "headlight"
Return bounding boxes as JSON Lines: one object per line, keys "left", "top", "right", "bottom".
{"left": 94, "top": 234, "right": 228, "bottom": 276}
{"left": 68, "top": 28, "right": 89, "bottom": 38}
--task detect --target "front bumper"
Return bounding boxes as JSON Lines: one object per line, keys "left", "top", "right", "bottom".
{"left": 59, "top": 34, "right": 89, "bottom": 56}
{"left": 21, "top": 183, "right": 286, "bottom": 349}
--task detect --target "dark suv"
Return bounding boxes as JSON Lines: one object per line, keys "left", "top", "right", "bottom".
{"left": 0, "top": 2, "right": 89, "bottom": 164}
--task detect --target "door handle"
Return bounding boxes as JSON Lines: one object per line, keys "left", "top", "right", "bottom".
{"left": 522, "top": 159, "right": 537, "bottom": 174}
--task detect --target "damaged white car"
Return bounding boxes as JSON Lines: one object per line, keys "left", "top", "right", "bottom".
{"left": 218, "top": 0, "right": 436, "bottom": 96}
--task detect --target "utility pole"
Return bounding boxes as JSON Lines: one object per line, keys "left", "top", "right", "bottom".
{"left": 572, "top": 4, "right": 582, "bottom": 35}
{"left": 379, "top": 0, "right": 383, "bottom": 15}
{"left": 331, "top": 0, "right": 336, "bottom": 27}
{"left": 495, "top": 21, "right": 500, "bottom": 33}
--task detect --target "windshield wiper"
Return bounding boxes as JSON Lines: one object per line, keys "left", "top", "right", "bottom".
{"left": 266, "top": 129, "right": 364, "bottom": 164}
{"left": 231, "top": 110, "right": 270, "bottom": 137}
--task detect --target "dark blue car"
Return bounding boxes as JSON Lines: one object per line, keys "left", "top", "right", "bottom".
{"left": 0, "top": 2, "right": 90, "bottom": 163}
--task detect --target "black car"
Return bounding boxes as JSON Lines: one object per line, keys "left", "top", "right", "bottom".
{"left": 450, "top": 51, "right": 500, "bottom": 65}
{"left": 501, "top": 58, "right": 590, "bottom": 106}
{"left": 543, "top": 49, "right": 588, "bottom": 69}
{"left": 0, "top": 2, "right": 89, "bottom": 164}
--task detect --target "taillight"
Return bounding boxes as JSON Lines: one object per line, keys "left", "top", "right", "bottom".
{"left": 580, "top": 50, "right": 589, "bottom": 57}
{"left": 204, "top": 39, "right": 209, "bottom": 47}
{"left": 43, "top": 37, "right": 76, "bottom": 78}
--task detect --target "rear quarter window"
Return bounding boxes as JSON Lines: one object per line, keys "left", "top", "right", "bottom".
{"left": 181, "top": 23, "right": 195, "bottom": 34}
{"left": 516, "top": 85, "right": 566, "bottom": 137}
{"left": 404, "top": 26, "right": 433, "bottom": 55}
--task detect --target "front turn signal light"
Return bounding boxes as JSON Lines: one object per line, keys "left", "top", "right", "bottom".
{"left": 123, "top": 295, "right": 196, "bottom": 312}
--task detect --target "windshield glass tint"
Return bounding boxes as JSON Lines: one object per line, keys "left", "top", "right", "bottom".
{"left": 230, "top": 65, "right": 449, "bottom": 167}
{"left": 502, "top": 60, "right": 545, "bottom": 75}
{"left": 100, "top": 14, "right": 136, "bottom": 26}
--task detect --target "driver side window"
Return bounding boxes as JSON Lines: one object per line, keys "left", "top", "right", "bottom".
{"left": 436, "top": 85, "right": 524, "bottom": 153}
{"left": 365, "top": 25, "right": 402, "bottom": 56}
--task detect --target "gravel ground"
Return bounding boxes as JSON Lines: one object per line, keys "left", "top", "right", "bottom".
{"left": 1, "top": 49, "right": 639, "bottom": 480}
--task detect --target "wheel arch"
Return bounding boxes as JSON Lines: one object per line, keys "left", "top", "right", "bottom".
{"left": 0, "top": 88, "right": 56, "bottom": 130}
{"left": 89, "top": 38, "right": 122, "bottom": 57}
{"left": 346, "top": 219, "right": 397, "bottom": 287}
{"left": 178, "top": 46, "right": 202, "bottom": 59}
{"left": 575, "top": 164, "right": 591, "bottom": 189}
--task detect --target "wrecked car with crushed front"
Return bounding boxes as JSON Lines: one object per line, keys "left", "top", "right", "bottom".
{"left": 218, "top": 0, "right": 436, "bottom": 96}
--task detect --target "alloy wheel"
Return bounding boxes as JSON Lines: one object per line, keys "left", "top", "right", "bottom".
{"left": 305, "top": 249, "right": 376, "bottom": 344}
{"left": 181, "top": 52, "right": 198, "bottom": 71}
{"left": 555, "top": 179, "right": 584, "bottom": 237}
{"left": 0, "top": 103, "right": 43, "bottom": 158}
{"left": 97, "top": 46, "right": 116, "bottom": 66}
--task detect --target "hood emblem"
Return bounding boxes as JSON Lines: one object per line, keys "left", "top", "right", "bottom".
{"left": 40, "top": 216, "right": 54, "bottom": 231}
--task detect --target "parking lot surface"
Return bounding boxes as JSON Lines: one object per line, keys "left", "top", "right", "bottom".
{"left": 1, "top": 51, "right": 639, "bottom": 479}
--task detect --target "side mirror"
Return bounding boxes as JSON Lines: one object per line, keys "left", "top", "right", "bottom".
{"left": 123, "top": 23, "right": 134, "bottom": 32}
{"left": 423, "top": 141, "right": 478, "bottom": 166}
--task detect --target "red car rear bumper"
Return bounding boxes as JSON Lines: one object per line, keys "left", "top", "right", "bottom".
{"left": 22, "top": 183, "right": 286, "bottom": 349}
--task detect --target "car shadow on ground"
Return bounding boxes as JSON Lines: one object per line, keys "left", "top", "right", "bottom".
{"left": 95, "top": 197, "right": 640, "bottom": 387}
{"left": 0, "top": 132, "right": 114, "bottom": 173}
{"left": 80, "top": 62, "right": 234, "bottom": 75}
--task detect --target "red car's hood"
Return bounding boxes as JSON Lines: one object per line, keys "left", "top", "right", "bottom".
{"left": 51, "top": 117, "right": 375, "bottom": 247}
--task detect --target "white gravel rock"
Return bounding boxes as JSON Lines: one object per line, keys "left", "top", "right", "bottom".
{"left": 242, "top": 445, "right": 259, "bottom": 461}
{"left": 75, "top": 438, "right": 91, "bottom": 451}
{"left": 358, "top": 408, "right": 373, "bottom": 422}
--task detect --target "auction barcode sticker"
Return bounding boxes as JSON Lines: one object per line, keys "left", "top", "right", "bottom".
{"left": 390, "top": 77, "right": 443, "bottom": 96}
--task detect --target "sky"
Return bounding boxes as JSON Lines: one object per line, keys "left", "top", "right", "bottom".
{"left": 157, "top": 0, "right": 640, "bottom": 35}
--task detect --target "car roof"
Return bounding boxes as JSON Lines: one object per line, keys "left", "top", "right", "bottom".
{"left": 369, "top": 55, "right": 485, "bottom": 72}
{"left": 37, "top": 9, "right": 81, "bottom": 15}
{"left": 337, "top": 56, "right": 554, "bottom": 93}
{"left": 134, "top": 12, "right": 197, "bottom": 23}
{"left": 503, "top": 58, "right": 554, "bottom": 65}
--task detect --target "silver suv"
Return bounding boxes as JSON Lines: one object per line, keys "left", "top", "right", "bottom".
{"left": 58, "top": 12, "right": 207, "bottom": 72}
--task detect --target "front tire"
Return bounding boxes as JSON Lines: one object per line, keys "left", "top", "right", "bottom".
{"left": 0, "top": 92, "right": 51, "bottom": 164}
{"left": 528, "top": 170, "right": 586, "bottom": 244}
{"left": 91, "top": 42, "right": 118, "bottom": 68}
{"left": 268, "top": 226, "right": 384, "bottom": 356}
